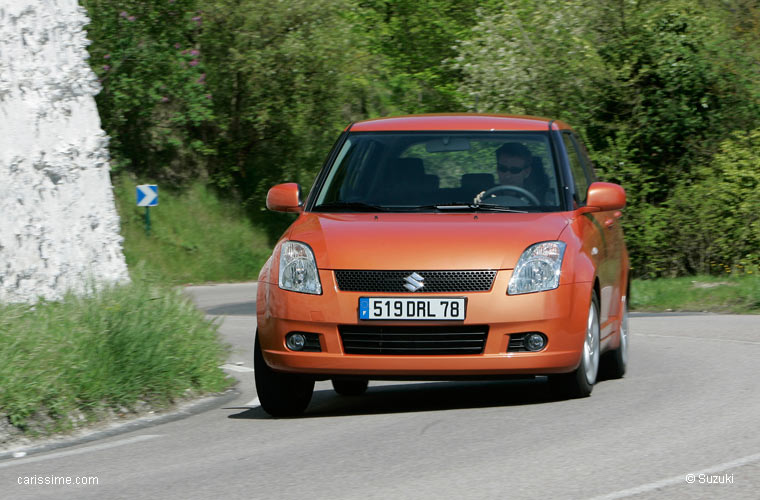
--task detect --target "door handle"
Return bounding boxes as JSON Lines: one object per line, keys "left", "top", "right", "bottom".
{"left": 604, "top": 218, "right": 615, "bottom": 229}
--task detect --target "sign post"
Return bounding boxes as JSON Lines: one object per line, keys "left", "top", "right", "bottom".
{"left": 136, "top": 185, "right": 158, "bottom": 236}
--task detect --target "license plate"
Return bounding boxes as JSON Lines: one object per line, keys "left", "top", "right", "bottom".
{"left": 358, "top": 297, "right": 466, "bottom": 321}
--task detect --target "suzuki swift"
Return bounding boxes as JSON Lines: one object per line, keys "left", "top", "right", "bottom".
{"left": 255, "top": 114, "right": 630, "bottom": 416}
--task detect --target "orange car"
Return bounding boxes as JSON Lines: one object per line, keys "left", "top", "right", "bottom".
{"left": 255, "top": 114, "right": 629, "bottom": 416}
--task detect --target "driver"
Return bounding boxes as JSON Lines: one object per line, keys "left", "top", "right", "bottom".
{"left": 495, "top": 143, "right": 533, "bottom": 190}
{"left": 474, "top": 142, "right": 538, "bottom": 205}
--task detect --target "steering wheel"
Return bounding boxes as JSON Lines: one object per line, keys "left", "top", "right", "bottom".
{"left": 476, "top": 185, "right": 541, "bottom": 206}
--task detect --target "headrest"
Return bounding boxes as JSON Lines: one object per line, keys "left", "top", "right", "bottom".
{"left": 461, "top": 173, "right": 495, "bottom": 190}
{"left": 386, "top": 157, "right": 425, "bottom": 185}
{"left": 395, "top": 158, "right": 424, "bottom": 176}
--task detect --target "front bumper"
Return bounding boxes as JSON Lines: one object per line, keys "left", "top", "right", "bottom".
{"left": 257, "top": 270, "right": 592, "bottom": 377}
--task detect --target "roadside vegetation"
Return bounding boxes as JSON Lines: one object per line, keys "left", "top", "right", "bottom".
{"left": 0, "top": 274, "right": 232, "bottom": 439}
{"left": 632, "top": 273, "right": 760, "bottom": 314}
{"left": 113, "top": 174, "right": 272, "bottom": 284}
{"left": 1, "top": 178, "right": 264, "bottom": 443}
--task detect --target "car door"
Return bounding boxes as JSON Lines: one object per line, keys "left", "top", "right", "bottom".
{"left": 562, "top": 132, "right": 621, "bottom": 337}
{"left": 572, "top": 133, "right": 625, "bottom": 322}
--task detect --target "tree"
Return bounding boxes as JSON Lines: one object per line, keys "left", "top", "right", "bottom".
{"left": 83, "top": 0, "right": 214, "bottom": 183}
{"left": 354, "top": 0, "right": 501, "bottom": 113}
{"left": 199, "top": 0, "right": 390, "bottom": 238}
{"left": 455, "top": 0, "right": 760, "bottom": 276}
{"left": 667, "top": 129, "right": 760, "bottom": 274}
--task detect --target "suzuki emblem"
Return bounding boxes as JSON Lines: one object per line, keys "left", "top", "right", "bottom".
{"left": 404, "top": 272, "right": 425, "bottom": 292}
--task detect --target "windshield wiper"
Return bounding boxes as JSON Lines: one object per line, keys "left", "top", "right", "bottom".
{"left": 421, "top": 203, "right": 528, "bottom": 213}
{"left": 472, "top": 203, "right": 528, "bottom": 213}
{"left": 312, "top": 201, "right": 389, "bottom": 212}
{"left": 313, "top": 201, "right": 527, "bottom": 213}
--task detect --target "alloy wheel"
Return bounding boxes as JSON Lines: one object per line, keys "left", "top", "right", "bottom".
{"left": 583, "top": 302, "right": 600, "bottom": 386}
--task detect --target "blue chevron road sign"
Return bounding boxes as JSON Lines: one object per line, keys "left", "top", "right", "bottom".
{"left": 136, "top": 185, "right": 158, "bottom": 206}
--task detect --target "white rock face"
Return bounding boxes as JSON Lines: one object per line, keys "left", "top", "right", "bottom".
{"left": 0, "top": 0, "right": 129, "bottom": 303}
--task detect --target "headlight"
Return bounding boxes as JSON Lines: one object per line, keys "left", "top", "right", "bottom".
{"left": 278, "top": 241, "right": 322, "bottom": 294}
{"left": 507, "top": 241, "right": 566, "bottom": 295}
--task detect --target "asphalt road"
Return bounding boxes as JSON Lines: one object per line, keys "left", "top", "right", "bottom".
{"left": 2, "top": 283, "right": 759, "bottom": 500}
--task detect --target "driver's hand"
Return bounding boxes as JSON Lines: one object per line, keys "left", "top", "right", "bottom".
{"left": 473, "top": 190, "right": 486, "bottom": 204}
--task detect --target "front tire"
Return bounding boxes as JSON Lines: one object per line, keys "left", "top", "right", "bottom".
{"left": 550, "top": 290, "right": 600, "bottom": 398}
{"left": 254, "top": 335, "right": 314, "bottom": 417}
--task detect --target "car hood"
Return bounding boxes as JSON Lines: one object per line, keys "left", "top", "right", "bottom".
{"left": 286, "top": 212, "right": 571, "bottom": 270}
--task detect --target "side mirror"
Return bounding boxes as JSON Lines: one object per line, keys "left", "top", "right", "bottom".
{"left": 266, "top": 183, "right": 302, "bottom": 212}
{"left": 585, "top": 182, "right": 626, "bottom": 212}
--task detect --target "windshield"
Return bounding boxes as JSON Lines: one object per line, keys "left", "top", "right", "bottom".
{"left": 312, "top": 132, "right": 563, "bottom": 212}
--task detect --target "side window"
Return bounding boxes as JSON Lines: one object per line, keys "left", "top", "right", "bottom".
{"left": 571, "top": 133, "right": 597, "bottom": 183}
{"left": 562, "top": 132, "right": 589, "bottom": 205}
{"left": 317, "top": 139, "right": 378, "bottom": 204}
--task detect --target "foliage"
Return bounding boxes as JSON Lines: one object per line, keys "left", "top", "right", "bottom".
{"left": 113, "top": 174, "right": 271, "bottom": 284}
{"left": 83, "top": 0, "right": 214, "bottom": 183}
{"left": 454, "top": 0, "right": 760, "bottom": 276}
{"left": 81, "top": 0, "right": 760, "bottom": 276}
{"left": 453, "top": 0, "right": 603, "bottom": 119}
{"left": 666, "top": 130, "right": 760, "bottom": 274}
{"left": 197, "top": 0, "right": 393, "bottom": 239}
{"left": 353, "top": 0, "right": 501, "bottom": 112}
{"left": 0, "top": 274, "right": 231, "bottom": 434}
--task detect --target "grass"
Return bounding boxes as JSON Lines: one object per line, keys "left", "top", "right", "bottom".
{"left": 631, "top": 273, "right": 760, "bottom": 313}
{"left": 0, "top": 176, "right": 267, "bottom": 439}
{"left": 0, "top": 274, "right": 232, "bottom": 436}
{"left": 114, "top": 174, "right": 272, "bottom": 284}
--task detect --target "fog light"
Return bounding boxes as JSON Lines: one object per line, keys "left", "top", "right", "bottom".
{"left": 524, "top": 333, "right": 546, "bottom": 352}
{"left": 286, "top": 333, "right": 306, "bottom": 351}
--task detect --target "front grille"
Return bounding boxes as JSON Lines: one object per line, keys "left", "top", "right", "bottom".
{"left": 335, "top": 270, "right": 496, "bottom": 293}
{"left": 339, "top": 325, "right": 488, "bottom": 355}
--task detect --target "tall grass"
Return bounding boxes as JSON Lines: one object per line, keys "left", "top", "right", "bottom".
{"left": 0, "top": 275, "right": 231, "bottom": 434}
{"left": 114, "top": 174, "right": 272, "bottom": 284}
{"left": 631, "top": 274, "right": 760, "bottom": 313}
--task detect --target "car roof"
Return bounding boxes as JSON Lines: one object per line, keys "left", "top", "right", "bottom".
{"left": 348, "top": 114, "right": 571, "bottom": 132}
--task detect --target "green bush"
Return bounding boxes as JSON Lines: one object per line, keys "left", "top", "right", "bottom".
{"left": 0, "top": 276, "right": 231, "bottom": 434}
{"left": 665, "top": 129, "right": 760, "bottom": 275}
